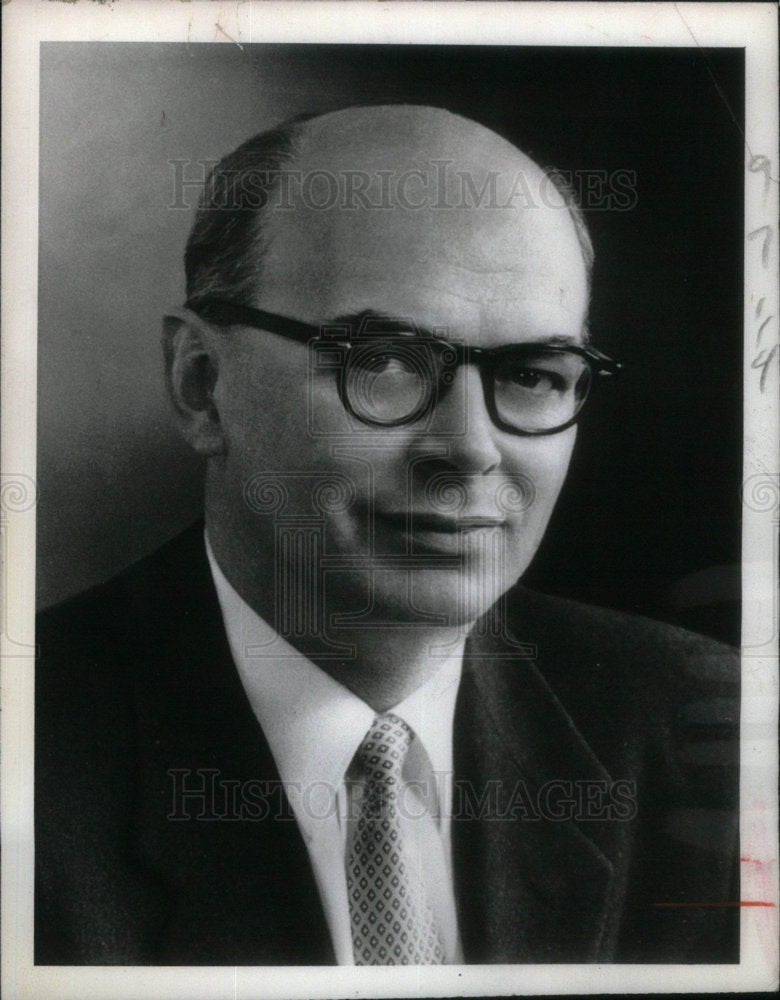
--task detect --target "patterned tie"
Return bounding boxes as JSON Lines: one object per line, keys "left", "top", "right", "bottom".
{"left": 346, "top": 713, "right": 445, "bottom": 965}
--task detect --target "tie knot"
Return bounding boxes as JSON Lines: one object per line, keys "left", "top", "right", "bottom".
{"left": 355, "top": 713, "right": 413, "bottom": 786}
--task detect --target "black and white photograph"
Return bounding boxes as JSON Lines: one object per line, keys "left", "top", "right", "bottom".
{"left": 2, "top": 2, "right": 778, "bottom": 998}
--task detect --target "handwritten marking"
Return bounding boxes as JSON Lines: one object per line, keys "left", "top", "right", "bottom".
{"left": 749, "top": 154, "right": 776, "bottom": 195}
{"left": 752, "top": 345, "right": 779, "bottom": 392}
{"left": 748, "top": 225, "right": 773, "bottom": 268}
{"left": 756, "top": 315, "right": 773, "bottom": 344}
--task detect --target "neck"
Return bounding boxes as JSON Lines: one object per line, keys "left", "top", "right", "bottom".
{"left": 309, "top": 623, "right": 467, "bottom": 712}
{"left": 205, "top": 511, "right": 471, "bottom": 712}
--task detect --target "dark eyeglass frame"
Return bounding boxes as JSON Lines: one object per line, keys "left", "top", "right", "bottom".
{"left": 186, "top": 298, "right": 622, "bottom": 436}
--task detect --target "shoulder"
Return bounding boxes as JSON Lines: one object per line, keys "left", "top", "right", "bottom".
{"left": 35, "top": 521, "right": 213, "bottom": 733}
{"left": 506, "top": 585, "right": 738, "bottom": 682}
{"left": 500, "top": 586, "right": 739, "bottom": 760}
{"left": 35, "top": 519, "right": 216, "bottom": 810}
{"left": 37, "top": 520, "right": 208, "bottom": 649}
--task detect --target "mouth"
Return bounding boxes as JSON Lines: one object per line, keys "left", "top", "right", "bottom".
{"left": 369, "top": 511, "right": 509, "bottom": 555}
{"left": 376, "top": 512, "right": 507, "bottom": 533}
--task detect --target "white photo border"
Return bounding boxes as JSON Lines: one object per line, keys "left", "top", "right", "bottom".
{"left": 2, "top": 2, "right": 777, "bottom": 997}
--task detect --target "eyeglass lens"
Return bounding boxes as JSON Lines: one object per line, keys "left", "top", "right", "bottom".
{"left": 343, "top": 340, "right": 592, "bottom": 433}
{"left": 493, "top": 349, "right": 591, "bottom": 433}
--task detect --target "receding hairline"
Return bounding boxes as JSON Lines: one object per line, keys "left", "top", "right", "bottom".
{"left": 184, "top": 104, "right": 594, "bottom": 308}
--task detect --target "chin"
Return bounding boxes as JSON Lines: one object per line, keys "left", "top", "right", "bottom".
{"left": 367, "top": 565, "right": 518, "bottom": 630}
{"left": 321, "top": 540, "right": 530, "bottom": 630}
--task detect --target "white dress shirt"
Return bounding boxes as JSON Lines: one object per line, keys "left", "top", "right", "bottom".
{"left": 205, "top": 536, "right": 465, "bottom": 964}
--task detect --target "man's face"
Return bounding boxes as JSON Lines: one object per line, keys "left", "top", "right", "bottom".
{"left": 209, "top": 116, "right": 589, "bottom": 628}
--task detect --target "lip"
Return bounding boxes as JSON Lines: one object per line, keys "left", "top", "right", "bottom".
{"left": 375, "top": 512, "right": 506, "bottom": 533}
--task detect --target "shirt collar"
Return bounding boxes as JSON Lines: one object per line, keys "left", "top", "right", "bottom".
{"left": 205, "top": 534, "right": 463, "bottom": 802}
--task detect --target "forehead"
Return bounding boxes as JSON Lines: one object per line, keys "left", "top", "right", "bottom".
{"left": 256, "top": 110, "right": 589, "bottom": 342}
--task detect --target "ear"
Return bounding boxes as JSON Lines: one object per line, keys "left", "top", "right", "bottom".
{"left": 162, "top": 310, "right": 227, "bottom": 457}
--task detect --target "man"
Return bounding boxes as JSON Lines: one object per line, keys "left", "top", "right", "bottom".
{"left": 36, "top": 105, "right": 739, "bottom": 965}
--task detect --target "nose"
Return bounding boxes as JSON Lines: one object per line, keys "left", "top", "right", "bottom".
{"left": 419, "top": 362, "right": 502, "bottom": 474}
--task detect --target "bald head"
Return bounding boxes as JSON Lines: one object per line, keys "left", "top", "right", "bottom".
{"left": 184, "top": 104, "right": 592, "bottom": 329}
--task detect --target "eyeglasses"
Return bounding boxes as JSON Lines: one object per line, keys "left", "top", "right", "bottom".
{"left": 187, "top": 298, "right": 621, "bottom": 436}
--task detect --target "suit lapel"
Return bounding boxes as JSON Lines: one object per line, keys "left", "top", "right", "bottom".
{"left": 453, "top": 618, "right": 617, "bottom": 963}
{"left": 129, "top": 525, "right": 334, "bottom": 964}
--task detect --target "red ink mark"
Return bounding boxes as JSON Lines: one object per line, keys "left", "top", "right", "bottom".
{"left": 653, "top": 901, "right": 776, "bottom": 908}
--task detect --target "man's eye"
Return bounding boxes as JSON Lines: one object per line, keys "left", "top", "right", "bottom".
{"left": 372, "top": 355, "right": 412, "bottom": 375}
{"left": 504, "top": 367, "right": 567, "bottom": 393}
{"left": 350, "top": 341, "right": 423, "bottom": 375}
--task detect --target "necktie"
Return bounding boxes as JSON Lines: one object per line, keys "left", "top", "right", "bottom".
{"left": 347, "top": 713, "right": 445, "bottom": 965}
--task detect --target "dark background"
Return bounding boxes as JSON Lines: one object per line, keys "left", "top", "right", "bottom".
{"left": 38, "top": 44, "right": 743, "bottom": 644}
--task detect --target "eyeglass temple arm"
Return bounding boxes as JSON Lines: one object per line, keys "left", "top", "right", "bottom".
{"left": 184, "top": 299, "right": 319, "bottom": 346}
{"left": 583, "top": 346, "right": 622, "bottom": 375}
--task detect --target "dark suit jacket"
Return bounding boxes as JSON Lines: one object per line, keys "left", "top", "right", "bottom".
{"left": 35, "top": 523, "right": 739, "bottom": 965}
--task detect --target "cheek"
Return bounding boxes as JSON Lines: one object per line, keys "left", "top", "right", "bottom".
{"left": 506, "top": 430, "right": 576, "bottom": 518}
{"left": 216, "top": 360, "right": 379, "bottom": 522}
{"left": 218, "top": 356, "right": 313, "bottom": 469}
{"left": 542, "top": 430, "right": 577, "bottom": 490}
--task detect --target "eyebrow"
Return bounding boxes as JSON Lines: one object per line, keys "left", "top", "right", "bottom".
{"left": 537, "top": 333, "right": 582, "bottom": 347}
{"left": 326, "top": 311, "right": 429, "bottom": 337}
{"left": 326, "top": 311, "right": 586, "bottom": 347}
